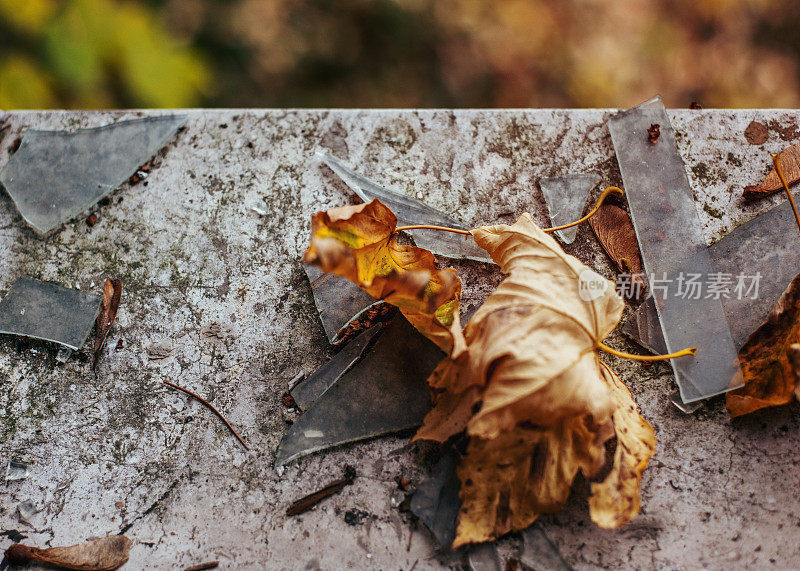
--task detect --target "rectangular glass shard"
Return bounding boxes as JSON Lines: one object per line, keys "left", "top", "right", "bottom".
{"left": 540, "top": 174, "right": 600, "bottom": 244}
{"left": 608, "top": 96, "right": 743, "bottom": 402}
{"left": 0, "top": 276, "right": 101, "bottom": 351}
{"left": 623, "top": 197, "right": 800, "bottom": 352}
{"left": 519, "top": 522, "right": 573, "bottom": 571}
{"left": 275, "top": 314, "right": 443, "bottom": 465}
{"left": 303, "top": 263, "right": 387, "bottom": 345}
{"left": 0, "top": 115, "right": 186, "bottom": 234}
{"left": 318, "top": 151, "right": 493, "bottom": 263}
{"left": 409, "top": 450, "right": 462, "bottom": 550}
{"left": 5, "top": 459, "right": 29, "bottom": 482}
{"left": 290, "top": 324, "right": 383, "bottom": 410}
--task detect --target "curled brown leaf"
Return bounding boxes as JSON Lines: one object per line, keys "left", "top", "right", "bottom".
{"left": 304, "top": 199, "right": 466, "bottom": 355}
{"left": 727, "top": 274, "right": 800, "bottom": 417}
{"left": 588, "top": 203, "right": 647, "bottom": 299}
{"left": 93, "top": 278, "right": 122, "bottom": 370}
{"left": 743, "top": 142, "right": 800, "bottom": 200}
{"left": 5, "top": 535, "right": 131, "bottom": 571}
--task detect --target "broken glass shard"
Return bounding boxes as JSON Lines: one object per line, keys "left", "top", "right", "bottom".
{"left": 303, "top": 263, "right": 389, "bottom": 345}
{"left": 519, "top": 522, "right": 573, "bottom": 571}
{"left": 0, "top": 115, "right": 186, "bottom": 234}
{"left": 17, "top": 500, "right": 38, "bottom": 524}
{"left": 409, "top": 450, "right": 462, "bottom": 550}
{"left": 467, "top": 543, "right": 501, "bottom": 571}
{"left": 318, "top": 151, "right": 493, "bottom": 263}
{"left": 623, "top": 197, "right": 800, "bottom": 354}
{"left": 608, "top": 96, "right": 743, "bottom": 403}
{"left": 290, "top": 324, "right": 383, "bottom": 410}
{"left": 275, "top": 314, "right": 442, "bottom": 465}
{"left": 0, "top": 276, "right": 101, "bottom": 350}
{"left": 539, "top": 174, "right": 600, "bottom": 244}
{"left": 5, "top": 460, "right": 29, "bottom": 482}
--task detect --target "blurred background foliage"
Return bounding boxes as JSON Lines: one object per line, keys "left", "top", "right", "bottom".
{"left": 1, "top": 0, "right": 799, "bottom": 109}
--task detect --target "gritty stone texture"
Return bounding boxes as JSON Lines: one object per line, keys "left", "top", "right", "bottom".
{"left": 0, "top": 108, "right": 799, "bottom": 569}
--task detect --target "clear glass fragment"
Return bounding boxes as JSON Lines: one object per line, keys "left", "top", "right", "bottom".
{"left": 275, "top": 315, "right": 443, "bottom": 465}
{"left": 624, "top": 197, "right": 800, "bottom": 353}
{"left": 290, "top": 324, "right": 383, "bottom": 410}
{"left": 5, "top": 459, "right": 29, "bottom": 482}
{"left": 17, "top": 500, "right": 38, "bottom": 524}
{"left": 318, "top": 151, "right": 493, "bottom": 263}
{"left": 0, "top": 276, "right": 101, "bottom": 350}
{"left": 409, "top": 450, "right": 462, "bottom": 550}
{"left": 0, "top": 115, "right": 186, "bottom": 234}
{"left": 519, "top": 522, "right": 573, "bottom": 571}
{"left": 608, "top": 96, "right": 743, "bottom": 402}
{"left": 55, "top": 347, "right": 73, "bottom": 363}
{"left": 539, "top": 174, "right": 600, "bottom": 244}
{"left": 303, "top": 264, "right": 384, "bottom": 345}
{"left": 467, "top": 543, "right": 501, "bottom": 571}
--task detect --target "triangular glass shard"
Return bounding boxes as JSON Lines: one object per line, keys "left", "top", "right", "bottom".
{"left": 519, "top": 522, "right": 573, "bottom": 571}
{"left": 539, "top": 174, "right": 600, "bottom": 244}
{"left": 0, "top": 276, "right": 101, "bottom": 350}
{"left": 275, "top": 314, "right": 443, "bottom": 465}
{"left": 467, "top": 543, "right": 501, "bottom": 571}
{"left": 318, "top": 151, "right": 494, "bottom": 263}
{"left": 608, "top": 96, "right": 743, "bottom": 403}
{"left": 623, "top": 197, "right": 800, "bottom": 354}
{"left": 303, "top": 263, "right": 388, "bottom": 345}
{"left": 0, "top": 115, "right": 186, "bottom": 234}
{"left": 409, "top": 450, "right": 462, "bottom": 550}
{"left": 290, "top": 324, "right": 383, "bottom": 410}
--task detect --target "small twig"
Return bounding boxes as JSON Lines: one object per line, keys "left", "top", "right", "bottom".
{"left": 184, "top": 562, "right": 219, "bottom": 571}
{"left": 597, "top": 341, "right": 696, "bottom": 361}
{"left": 162, "top": 381, "right": 249, "bottom": 451}
{"left": 771, "top": 153, "right": 800, "bottom": 234}
{"left": 543, "top": 186, "right": 624, "bottom": 233}
{"left": 286, "top": 466, "right": 356, "bottom": 516}
{"left": 394, "top": 186, "right": 624, "bottom": 236}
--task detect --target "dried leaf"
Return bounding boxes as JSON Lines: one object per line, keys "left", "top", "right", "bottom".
{"left": 743, "top": 142, "right": 800, "bottom": 199}
{"left": 413, "top": 213, "right": 652, "bottom": 547}
{"left": 727, "top": 274, "right": 800, "bottom": 417}
{"left": 589, "top": 363, "right": 656, "bottom": 529}
{"left": 5, "top": 535, "right": 131, "bottom": 571}
{"left": 303, "top": 199, "right": 466, "bottom": 355}
{"left": 588, "top": 203, "right": 647, "bottom": 298}
{"left": 790, "top": 344, "right": 800, "bottom": 401}
{"left": 93, "top": 278, "right": 122, "bottom": 370}
{"left": 744, "top": 120, "right": 769, "bottom": 145}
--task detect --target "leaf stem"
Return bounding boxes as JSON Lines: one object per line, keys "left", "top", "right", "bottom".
{"left": 597, "top": 341, "right": 697, "bottom": 361}
{"left": 542, "top": 186, "right": 624, "bottom": 234}
{"left": 394, "top": 186, "right": 625, "bottom": 236}
{"left": 162, "top": 380, "right": 250, "bottom": 451}
{"left": 770, "top": 153, "right": 800, "bottom": 234}
{"left": 394, "top": 224, "right": 471, "bottom": 235}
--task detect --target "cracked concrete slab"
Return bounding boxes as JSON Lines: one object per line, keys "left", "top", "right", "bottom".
{"left": 1, "top": 109, "right": 799, "bottom": 569}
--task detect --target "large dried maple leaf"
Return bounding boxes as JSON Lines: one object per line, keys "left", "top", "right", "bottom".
{"left": 303, "top": 199, "right": 466, "bottom": 355}
{"left": 727, "top": 274, "right": 800, "bottom": 417}
{"left": 413, "top": 213, "right": 655, "bottom": 547}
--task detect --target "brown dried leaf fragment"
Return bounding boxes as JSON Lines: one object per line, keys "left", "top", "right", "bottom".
{"left": 743, "top": 142, "right": 800, "bottom": 199}
{"left": 647, "top": 124, "right": 660, "bottom": 143}
{"left": 588, "top": 203, "right": 647, "bottom": 299}
{"left": 589, "top": 363, "right": 656, "bottom": 529}
{"left": 304, "top": 199, "right": 465, "bottom": 355}
{"left": 93, "top": 278, "right": 122, "bottom": 370}
{"left": 727, "top": 274, "right": 800, "bottom": 417}
{"left": 5, "top": 535, "right": 131, "bottom": 570}
{"left": 744, "top": 120, "right": 769, "bottom": 145}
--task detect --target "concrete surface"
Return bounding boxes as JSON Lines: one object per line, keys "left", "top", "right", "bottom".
{"left": 1, "top": 108, "right": 799, "bottom": 569}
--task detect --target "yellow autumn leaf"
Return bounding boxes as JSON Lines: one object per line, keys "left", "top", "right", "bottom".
{"left": 303, "top": 199, "right": 466, "bottom": 355}
{"left": 413, "top": 212, "right": 655, "bottom": 547}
